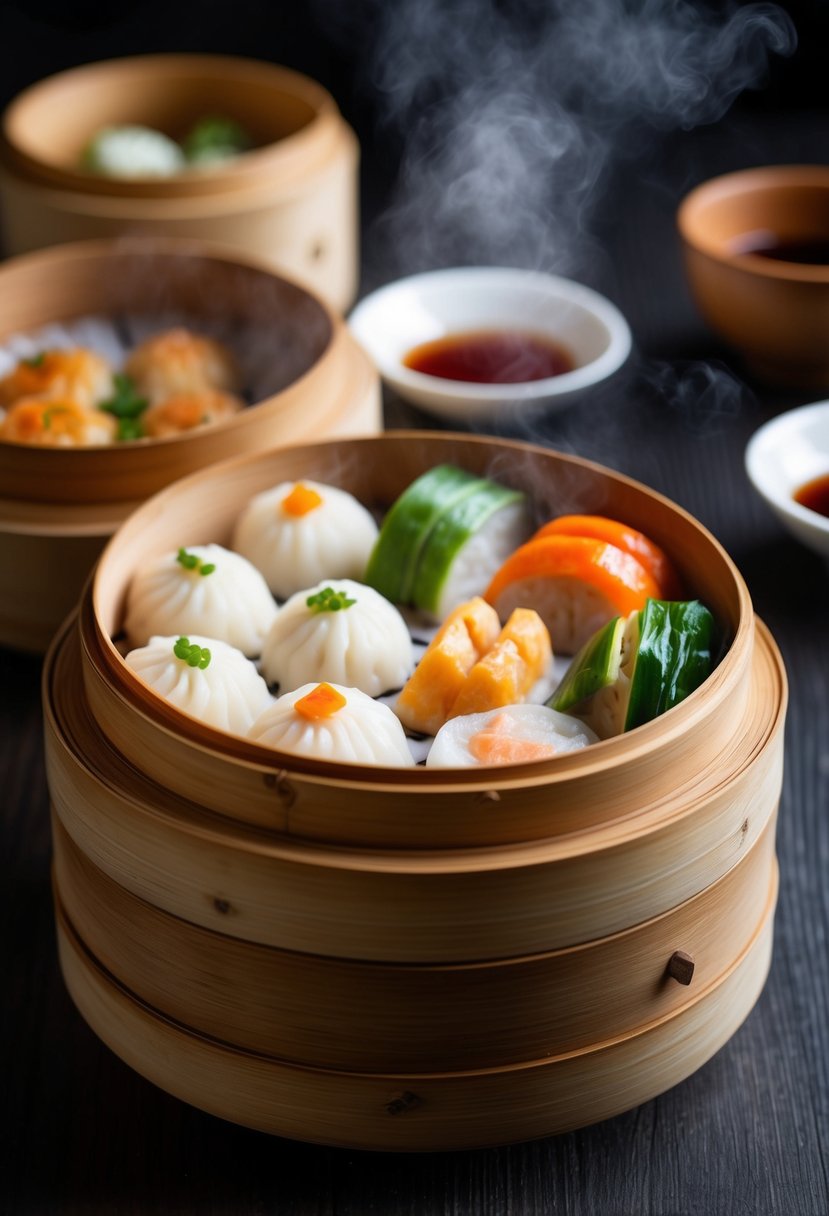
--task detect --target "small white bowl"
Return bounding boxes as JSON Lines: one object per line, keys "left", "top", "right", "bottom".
{"left": 348, "top": 267, "right": 632, "bottom": 421}
{"left": 745, "top": 399, "right": 829, "bottom": 558}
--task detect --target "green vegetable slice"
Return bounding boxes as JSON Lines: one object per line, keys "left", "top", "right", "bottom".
{"left": 410, "top": 481, "right": 525, "bottom": 616}
{"left": 549, "top": 615, "right": 626, "bottom": 714}
{"left": 364, "top": 465, "right": 482, "bottom": 604}
{"left": 624, "top": 599, "right": 714, "bottom": 731}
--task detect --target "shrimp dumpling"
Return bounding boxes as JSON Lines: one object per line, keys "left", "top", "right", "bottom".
{"left": 142, "top": 389, "right": 244, "bottom": 437}
{"left": 0, "top": 348, "right": 114, "bottom": 410}
{"left": 125, "top": 328, "right": 241, "bottom": 402}
{"left": 232, "top": 481, "right": 379, "bottom": 600}
{"left": 124, "top": 543, "right": 278, "bottom": 656}
{"left": 125, "top": 634, "right": 272, "bottom": 734}
{"left": 426, "top": 704, "right": 598, "bottom": 768}
{"left": 0, "top": 398, "right": 117, "bottom": 446}
{"left": 260, "top": 580, "right": 413, "bottom": 696}
{"left": 249, "top": 682, "right": 415, "bottom": 767}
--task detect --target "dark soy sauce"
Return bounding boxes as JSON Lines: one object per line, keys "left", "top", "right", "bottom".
{"left": 404, "top": 330, "right": 575, "bottom": 384}
{"left": 794, "top": 473, "right": 829, "bottom": 519}
{"left": 732, "top": 229, "right": 829, "bottom": 265}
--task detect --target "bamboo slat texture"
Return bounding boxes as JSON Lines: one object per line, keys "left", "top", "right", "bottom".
{"left": 2, "top": 106, "right": 828, "bottom": 1213}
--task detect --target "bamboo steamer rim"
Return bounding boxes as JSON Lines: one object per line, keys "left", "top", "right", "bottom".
{"left": 1, "top": 54, "right": 345, "bottom": 200}
{"left": 87, "top": 431, "right": 756, "bottom": 791}
{"left": 48, "top": 613, "right": 785, "bottom": 875}
{"left": 0, "top": 237, "right": 340, "bottom": 500}
{"left": 55, "top": 858, "right": 778, "bottom": 1076}
{"left": 0, "top": 494, "right": 140, "bottom": 536}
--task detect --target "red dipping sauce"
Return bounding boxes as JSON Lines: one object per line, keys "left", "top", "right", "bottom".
{"left": 793, "top": 473, "right": 829, "bottom": 519}
{"left": 403, "top": 330, "right": 575, "bottom": 384}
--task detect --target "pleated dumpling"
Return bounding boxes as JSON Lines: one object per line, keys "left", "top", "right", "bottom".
{"left": 260, "top": 580, "right": 414, "bottom": 696}
{"left": 249, "top": 682, "right": 415, "bottom": 767}
{"left": 124, "top": 543, "right": 277, "bottom": 656}
{"left": 232, "top": 480, "right": 379, "bottom": 600}
{"left": 125, "top": 634, "right": 273, "bottom": 734}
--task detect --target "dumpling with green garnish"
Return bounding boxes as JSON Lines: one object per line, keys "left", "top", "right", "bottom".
{"left": 124, "top": 543, "right": 278, "bottom": 656}
{"left": 260, "top": 579, "right": 414, "bottom": 696}
{"left": 125, "top": 634, "right": 272, "bottom": 734}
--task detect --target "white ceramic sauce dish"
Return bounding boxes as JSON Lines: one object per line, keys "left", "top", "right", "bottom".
{"left": 348, "top": 267, "right": 632, "bottom": 421}
{"left": 745, "top": 399, "right": 829, "bottom": 558}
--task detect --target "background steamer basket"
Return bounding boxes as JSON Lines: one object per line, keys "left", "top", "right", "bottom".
{"left": 86, "top": 431, "right": 756, "bottom": 849}
{"left": 0, "top": 54, "right": 359, "bottom": 311}
{"left": 0, "top": 240, "right": 380, "bottom": 653}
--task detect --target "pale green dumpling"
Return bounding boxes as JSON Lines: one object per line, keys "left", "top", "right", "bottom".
{"left": 83, "top": 125, "right": 185, "bottom": 178}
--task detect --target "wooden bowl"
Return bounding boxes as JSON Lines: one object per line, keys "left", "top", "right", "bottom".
{"left": 0, "top": 240, "right": 380, "bottom": 652}
{"left": 678, "top": 165, "right": 829, "bottom": 388}
{"left": 42, "top": 431, "right": 787, "bottom": 1147}
{"left": 0, "top": 55, "right": 359, "bottom": 310}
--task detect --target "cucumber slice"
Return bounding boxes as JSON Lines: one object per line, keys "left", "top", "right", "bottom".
{"left": 547, "top": 613, "right": 640, "bottom": 739}
{"left": 411, "top": 481, "right": 526, "bottom": 617}
{"left": 624, "top": 599, "right": 714, "bottom": 731}
{"left": 364, "top": 465, "right": 480, "bottom": 604}
{"left": 549, "top": 615, "right": 625, "bottom": 713}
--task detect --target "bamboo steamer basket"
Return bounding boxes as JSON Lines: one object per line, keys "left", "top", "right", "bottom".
{"left": 0, "top": 241, "right": 380, "bottom": 652}
{"left": 0, "top": 55, "right": 358, "bottom": 310}
{"left": 42, "top": 431, "right": 787, "bottom": 1148}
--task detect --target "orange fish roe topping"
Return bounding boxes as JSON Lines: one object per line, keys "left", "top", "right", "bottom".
{"left": 281, "top": 483, "right": 324, "bottom": 516}
{"left": 294, "top": 682, "right": 347, "bottom": 721}
{"left": 468, "top": 713, "right": 558, "bottom": 765}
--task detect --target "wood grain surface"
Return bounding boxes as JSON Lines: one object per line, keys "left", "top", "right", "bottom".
{"left": 2, "top": 106, "right": 827, "bottom": 1215}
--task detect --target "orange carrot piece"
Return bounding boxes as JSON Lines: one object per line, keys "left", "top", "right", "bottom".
{"left": 294, "top": 682, "right": 347, "bottom": 720}
{"left": 468, "top": 713, "right": 557, "bottom": 765}
{"left": 281, "top": 483, "right": 324, "bottom": 516}
{"left": 533, "top": 514, "right": 682, "bottom": 599}
{"left": 485, "top": 534, "right": 659, "bottom": 619}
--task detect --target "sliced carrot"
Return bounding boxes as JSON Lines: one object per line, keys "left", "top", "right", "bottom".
{"left": 484, "top": 534, "right": 659, "bottom": 654}
{"left": 449, "top": 609, "right": 551, "bottom": 719}
{"left": 282, "top": 483, "right": 324, "bottom": 516}
{"left": 534, "top": 514, "right": 683, "bottom": 599}
{"left": 396, "top": 597, "right": 500, "bottom": 735}
{"left": 294, "top": 682, "right": 347, "bottom": 720}
{"left": 468, "top": 713, "right": 557, "bottom": 765}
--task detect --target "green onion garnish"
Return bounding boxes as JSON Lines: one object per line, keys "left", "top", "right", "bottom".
{"left": 100, "top": 372, "right": 149, "bottom": 436}
{"left": 22, "top": 352, "right": 47, "bottom": 368}
{"left": 306, "top": 587, "right": 356, "bottom": 613}
{"left": 173, "top": 636, "right": 212, "bottom": 669}
{"left": 176, "top": 548, "right": 216, "bottom": 576}
{"left": 41, "top": 405, "right": 70, "bottom": 431}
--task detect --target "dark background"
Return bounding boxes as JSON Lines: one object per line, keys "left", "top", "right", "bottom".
{"left": 1, "top": 4, "right": 828, "bottom": 1216}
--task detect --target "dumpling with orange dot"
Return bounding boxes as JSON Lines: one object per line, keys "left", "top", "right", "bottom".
{"left": 141, "top": 389, "right": 244, "bottom": 438}
{"left": 232, "top": 480, "right": 379, "bottom": 599}
{"left": 0, "top": 348, "right": 114, "bottom": 411}
{"left": 248, "top": 681, "right": 415, "bottom": 767}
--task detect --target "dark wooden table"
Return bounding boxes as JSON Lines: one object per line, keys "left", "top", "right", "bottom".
{"left": 2, "top": 108, "right": 828, "bottom": 1216}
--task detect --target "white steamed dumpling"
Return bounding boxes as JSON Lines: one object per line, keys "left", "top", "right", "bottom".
{"left": 231, "top": 480, "right": 379, "bottom": 600}
{"left": 260, "top": 579, "right": 414, "bottom": 696}
{"left": 426, "top": 703, "right": 598, "bottom": 767}
{"left": 249, "top": 681, "right": 415, "bottom": 767}
{"left": 125, "top": 634, "right": 273, "bottom": 734}
{"left": 124, "top": 543, "right": 278, "bottom": 656}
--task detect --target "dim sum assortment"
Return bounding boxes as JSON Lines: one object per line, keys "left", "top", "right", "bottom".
{"left": 0, "top": 327, "right": 244, "bottom": 446}
{"left": 82, "top": 115, "right": 255, "bottom": 178}
{"left": 120, "top": 466, "right": 719, "bottom": 770}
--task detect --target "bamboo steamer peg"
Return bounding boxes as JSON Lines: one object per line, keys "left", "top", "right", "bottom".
{"left": 52, "top": 810, "right": 778, "bottom": 1072}
{"left": 82, "top": 431, "right": 758, "bottom": 849}
{"left": 54, "top": 874, "right": 777, "bottom": 1153}
{"left": 45, "top": 615, "right": 786, "bottom": 963}
{"left": 0, "top": 55, "right": 360, "bottom": 310}
{"left": 667, "top": 951, "right": 696, "bottom": 985}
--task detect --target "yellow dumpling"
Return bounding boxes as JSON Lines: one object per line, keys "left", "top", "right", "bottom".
{"left": 0, "top": 397, "right": 117, "bottom": 446}
{"left": 142, "top": 389, "right": 244, "bottom": 438}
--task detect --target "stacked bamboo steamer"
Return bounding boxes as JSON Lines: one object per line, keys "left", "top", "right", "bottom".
{"left": 0, "top": 54, "right": 359, "bottom": 311}
{"left": 44, "top": 433, "right": 787, "bottom": 1151}
{"left": 0, "top": 240, "right": 380, "bottom": 652}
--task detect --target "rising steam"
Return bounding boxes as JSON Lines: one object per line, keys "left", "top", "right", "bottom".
{"left": 319, "top": 0, "right": 796, "bottom": 281}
